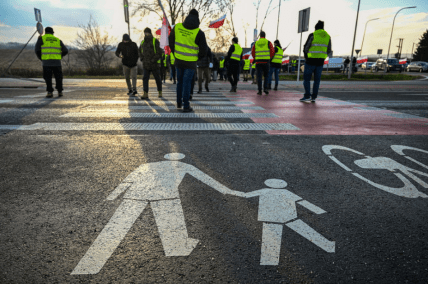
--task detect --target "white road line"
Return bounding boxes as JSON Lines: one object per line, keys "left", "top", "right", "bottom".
{"left": 286, "top": 220, "right": 335, "bottom": 253}
{"left": 0, "top": 123, "right": 301, "bottom": 131}
{"left": 260, "top": 223, "right": 283, "bottom": 265}
{"left": 60, "top": 113, "right": 278, "bottom": 118}
{"left": 297, "top": 200, "right": 326, "bottom": 214}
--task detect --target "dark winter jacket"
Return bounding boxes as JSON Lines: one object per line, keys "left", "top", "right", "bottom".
{"left": 270, "top": 46, "right": 282, "bottom": 68}
{"left": 197, "top": 47, "right": 212, "bottom": 68}
{"left": 35, "top": 34, "right": 68, "bottom": 67}
{"left": 139, "top": 34, "right": 162, "bottom": 70}
{"left": 212, "top": 57, "right": 219, "bottom": 71}
{"left": 169, "top": 13, "right": 208, "bottom": 70}
{"left": 226, "top": 44, "right": 243, "bottom": 66}
{"left": 115, "top": 41, "right": 139, "bottom": 68}
{"left": 303, "top": 29, "right": 332, "bottom": 66}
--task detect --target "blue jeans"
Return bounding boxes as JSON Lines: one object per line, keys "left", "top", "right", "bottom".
{"left": 303, "top": 63, "right": 323, "bottom": 99}
{"left": 256, "top": 63, "right": 270, "bottom": 91}
{"left": 176, "top": 67, "right": 195, "bottom": 109}
{"left": 268, "top": 67, "right": 280, "bottom": 88}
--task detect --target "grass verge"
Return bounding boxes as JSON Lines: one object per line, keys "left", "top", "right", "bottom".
{"left": 279, "top": 73, "right": 423, "bottom": 81}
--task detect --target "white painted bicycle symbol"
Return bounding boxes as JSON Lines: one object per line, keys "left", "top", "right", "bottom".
{"left": 323, "top": 145, "right": 428, "bottom": 198}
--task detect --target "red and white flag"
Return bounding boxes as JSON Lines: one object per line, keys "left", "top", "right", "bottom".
{"left": 399, "top": 58, "right": 407, "bottom": 64}
{"left": 282, "top": 56, "right": 290, "bottom": 65}
{"left": 324, "top": 57, "right": 329, "bottom": 65}
{"left": 357, "top": 56, "right": 368, "bottom": 64}
{"left": 209, "top": 14, "right": 226, "bottom": 28}
{"left": 160, "top": 14, "right": 169, "bottom": 49}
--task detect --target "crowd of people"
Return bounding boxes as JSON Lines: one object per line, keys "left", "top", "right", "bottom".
{"left": 35, "top": 9, "right": 332, "bottom": 108}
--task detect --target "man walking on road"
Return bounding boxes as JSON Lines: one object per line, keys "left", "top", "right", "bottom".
{"left": 139, "top": 27, "right": 163, "bottom": 99}
{"left": 268, "top": 40, "right": 283, "bottom": 91}
{"left": 169, "top": 9, "right": 208, "bottom": 112}
{"left": 242, "top": 57, "right": 250, "bottom": 82}
{"left": 115, "top": 34, "right": 139, "bottom": 96}
{"left": 197, "top": 46, "right": 213, "bottom": 93}
{"left": 35, "top": 27, "right": 68, "bottom": 98}
{"left": 226, "top": 37, "right": 243, "bottom": 92}
{"left": 300, "top": 21, "right": 332, "bottom": 103}
{"left": 218, "top": 57, "right": 225, "bottom": 80}
{"left": 251, "top": 31, "right": 275, "bottom": 95}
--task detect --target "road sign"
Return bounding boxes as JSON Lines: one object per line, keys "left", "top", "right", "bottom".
{"left": 298, "top": 8, "right": 310, "bottom": 33}
{"left": 123, "top": 0, "right": 129, "bottom": 23}
{"left": 377, "top": 49, "right": 383, "bottom": 55}
{"left": 355, "top": 49, "right": 361, "bottom": 55}
{"left": 34, "top": 8, "right": 42, "bottom": 23}
{"left": 36, "top": 22, "right": 43, "bottom": 35}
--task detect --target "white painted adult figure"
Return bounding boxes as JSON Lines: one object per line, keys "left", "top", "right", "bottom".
{"left": 245, "top": 179, "right": 335, "bottom": 266}
{"left": 72, "top": 153, "right": 245, "bottom": 275}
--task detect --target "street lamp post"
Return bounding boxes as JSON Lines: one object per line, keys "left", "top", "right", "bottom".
{"left": 361, "top": 18, "right": 379, "bottom": 74}
{"left": 384, "top": 6, "right": 416, "bottom": 73}
{"left": 348, "top": 0, "right": 361, "bottom": 79}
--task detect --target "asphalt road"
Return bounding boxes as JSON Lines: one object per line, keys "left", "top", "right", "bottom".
{"left": 0, "top": 78, "right": 427, "bottom": 283}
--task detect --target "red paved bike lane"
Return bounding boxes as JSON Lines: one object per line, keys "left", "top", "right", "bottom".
{"left": 226, "top": 90, "right": 428, "bottom": 135}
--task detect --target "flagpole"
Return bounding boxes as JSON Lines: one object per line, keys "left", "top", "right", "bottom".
{"left": 157, "top": 0, "right": 171, "bottom": 25}
{"left": 276, "top": 0, "right": 281, "bottom": 40}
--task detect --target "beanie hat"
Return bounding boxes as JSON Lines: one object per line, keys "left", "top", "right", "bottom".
{"left": 189, "top": 9, "right": 199, "bottom": 17}
{"left": 232, "top": 37, "right": 238, "bottom": 43}
{"left": 260, "top": 31, "right": 266, "bottom": 38}
{"left": 274, "top": 40, "right": 280, "bottom": 45}
{"left": 144, "top": 27, "right": 152, "bottom": 33}
{"left": 45, "top": 27, "right": 54, "bottom": 34}
{"left": 315, "top": 21, "right": 324, "bottom": 30}
{"left": 123, "top": 34, "right": 130, "bottom": 41}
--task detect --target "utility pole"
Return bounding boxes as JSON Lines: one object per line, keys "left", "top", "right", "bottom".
{"left": 348, "top": 0, "right": 361, "bottom": 79}
{"left": 276, "top": 0, "right": 281, "bottom": 40}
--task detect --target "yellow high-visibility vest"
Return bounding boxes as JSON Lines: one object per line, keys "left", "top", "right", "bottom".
{"left": 243, "top": 59, "right": 250, "bottom": 70}
{"left": 231, "top": 43, "right": 242, "bottom": 61}
{"left": 174, "top": 23, "right": 199, "bottom": 62}
{"left": 170, "top": 52, "right": 175, "bottom": 65}
{"left": 220, "top": 59, "right": 225, "bottom": 68}
{"left": 255, "top": 38, "right": 270, "bottom": 61}
{"left": 251, "top": 63, "right": 256, "bottom": 69}
{"left": 41, "top": 34, "right": 62, "bottom": 60}
{"left": 308, "top": 29, "right": 330, "bottom": 59}
{"left": 271, "top": 47, "right": 283, "bottom": 64}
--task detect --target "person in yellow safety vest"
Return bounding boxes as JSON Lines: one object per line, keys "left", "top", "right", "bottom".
{"left": 169, "top": 52, "right": 176, "bottom": 84}
{"left": 292, "top": 59, "right": 297, "bottom": 73}
{"left": 242, "top": 58, "right": 250, "bottom": 82}
{"left": 226, "top": 37, "right": 243, "bottom": 92}
{"left": 35, "top": 27, "right": 68, "bottom": 98}
{"left": 169, "top": 9, "right": 208, "bottom": 112}
{"left": 161, "top": 51, "right": 167, "bottom": 84}
{"left": 219, "top": 57, "right": 226, "bottom": 80}
{"left": 139, "top": 27, "right": 163, "bottom": 99}
{"left": 251, "top": 61, "right": 257, "bottom": 84}
{"left": 251, "top": 31, "right": 275, "bottom": 95}
{"left": 268, "top": 40, "right": 283, "bottom": 91}
{"left": 301, "top": 20, "right": 332, "bottom": 103}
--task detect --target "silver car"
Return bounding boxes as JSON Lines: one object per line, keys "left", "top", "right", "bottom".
{"left": 406, "top": 62, "right": 428, "bottom": 72}
{"left": 362, "top": 62, "right": 374, "bottom": 70}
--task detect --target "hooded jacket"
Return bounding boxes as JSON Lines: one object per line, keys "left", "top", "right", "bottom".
{"left": 115, "top": 40, "right": 139, "bottom": 68}
{"left": 139, "top": 34, "right": 162, "bottom": 70}
{"left": 303, "top": 29, "right": 332, "bottom": 66}
{"left": 197, "top": 47, "right": 213, "bottom": 68}
{"left": 169, "top": 13, "right": 208, "bottom": 70}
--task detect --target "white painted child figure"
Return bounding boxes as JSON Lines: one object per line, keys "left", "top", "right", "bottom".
{"left": 245, "top": 179, "right": 335, "bottom": 265}
{"left": 72, "top": 153, "right": 244, "bottom": 275}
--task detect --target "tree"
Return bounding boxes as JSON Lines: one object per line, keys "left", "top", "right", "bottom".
{"left": 413, "top": 29, "right": 428, "bottom": 62}
{"left": 74, "top": 16, "right": 116, "bottom": 70}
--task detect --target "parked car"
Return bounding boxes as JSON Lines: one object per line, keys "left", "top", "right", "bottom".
{"left": 406, "top": 61, "right": 428, "bottom": 72}
{"left": 362, "top": 62, "right": 375, "bottom": 70}
{"left": 372, "top": 58, "right": 403, "bottom": 72}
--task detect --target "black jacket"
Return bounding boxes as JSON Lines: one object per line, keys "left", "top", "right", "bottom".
{"left": 226, "top": 44, "right": 243, "bottom": 66}
{"left": 303, "top": 30, "right": 332, "bottom": 66}
{"left": 35, "top": 34, "right": 68, "bottom": 67}
{"left": 169, "top": 13, "right": 208, "bottom": 70}
{"left": 115, "top": 41, "right": 139, "bottom": 68}
{"left": 212, "top": 57, "right": 219, "bottom": 71}
{"left": 197, "top": 47, "right": 212, "bottom": 68}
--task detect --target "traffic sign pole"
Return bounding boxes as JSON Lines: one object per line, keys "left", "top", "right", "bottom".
{"left": 348, "top": 0, "right": 361, "bottom": 79}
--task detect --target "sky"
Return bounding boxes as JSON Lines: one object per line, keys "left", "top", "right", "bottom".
{"left": 0, "top": 0, "right": 427, "bottom": 57}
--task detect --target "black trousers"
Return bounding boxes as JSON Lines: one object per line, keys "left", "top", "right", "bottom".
{"left": 143, "top": 68, "right": 162, "bottom": 92}
{"left": 43, "top": 66, "right": 63, "bottom": 93}
{"left": 227, "top": 63, "right": 240, "bottom": 87}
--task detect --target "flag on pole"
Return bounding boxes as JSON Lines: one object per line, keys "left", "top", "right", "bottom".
{"left": 282, "top": 56, "right": 290, "bottom": 65}
{"left": 357, "top": 56, "right": 368, "bottom": 64}
{"left": 160, "top": 15, "right": 169, "bottom": 49}
{"left": 209, "top": 14, "right": 226, "bottom": 28}
{"left": 324, "top": 57, "right": 329, "bottom": 65}
{"left": 399, "top": 58, "right": 407, "bottom": 64}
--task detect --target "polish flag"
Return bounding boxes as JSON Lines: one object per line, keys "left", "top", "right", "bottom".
{"left": 282, "top": 56, "right": 290, "bottom": 65}
{"left": 357, "top": 56, "right": 368, "bottom": 64}
{"left": 324, "top": 57, "right": 329, "bottom": 65}
{"left": 164, "top": 45, "right": 171, "bottom": 55}
{"left": 209, "top": 14, "right": 226, "bottom": 28}
{"left": 399, "top": 58, "right": 407, "bottom": 64}
{"left": 160, "top": 15, "right": 170, "bottom": 49}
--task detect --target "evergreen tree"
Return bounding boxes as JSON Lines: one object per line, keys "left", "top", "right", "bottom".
{"left": 413, "top": 29, "right": 428, "bottom": 61}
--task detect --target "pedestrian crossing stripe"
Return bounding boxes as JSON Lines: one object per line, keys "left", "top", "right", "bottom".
{"left": 60, "top": 113, "right": 279, "bottom": 118}
{"left": 0, "top": 123, "right": 300, "bottom": 131}
{"left": 102, "top": 101, "right": 255, "bottom": 105}
{"left": 0, "top": 99, "right": 255, "bottom": 105}
{"left": 125, "top": 106, "right": 265, "bottom": 110}
{"left": 114, "top": 97, "right": 245, "bottom": 101}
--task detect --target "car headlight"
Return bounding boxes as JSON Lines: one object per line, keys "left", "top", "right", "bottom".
{"left": 388, "top": 65, "right": 393, "bottom": 67}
